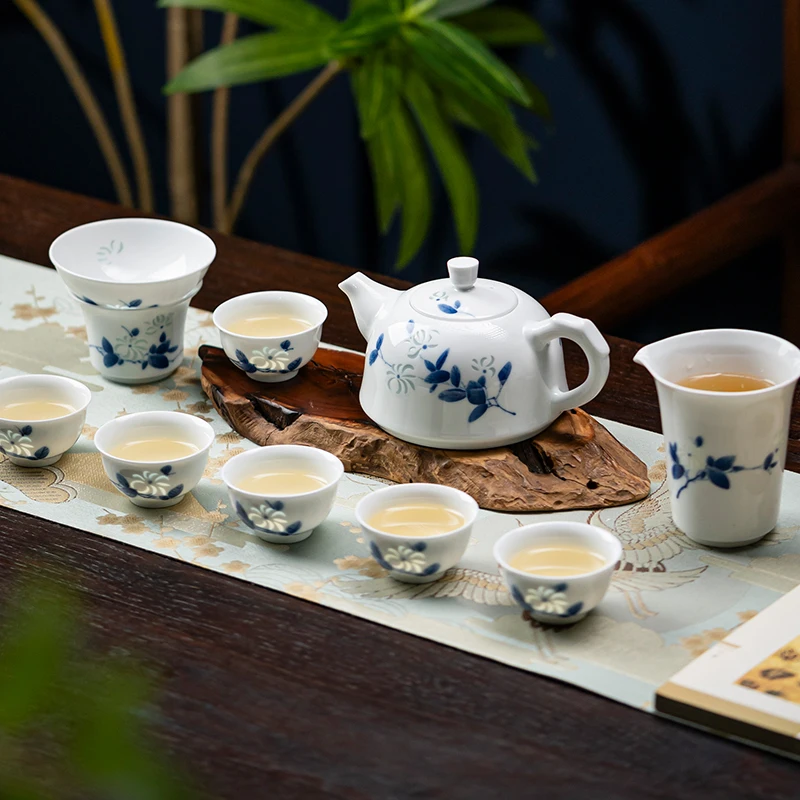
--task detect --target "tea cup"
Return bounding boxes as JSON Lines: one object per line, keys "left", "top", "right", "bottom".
{"left": 634, "top": 329, "right": 800, "bottom": 547}
{"left": 222, "top": 445, "right": 344, "bottom": 543}
{"left": 95, "top": 411, "right": 214, "bottom": 507}
{"left": 494, "top": 521, "right": 621, "bottom": 624}
{"left": 356, "top": 484, "right": 479, "bottom": 583}
{"left": 213, "top": 291, "right": 327, "bottom": 382}
{"left": 0, "top": 375, "right": 91, "bottom": 467}
{"left": 49, "top": 217, "right": 215, "bottom": 308}
{"left": 75, "top": 285, "right": 198, "bottom": 384}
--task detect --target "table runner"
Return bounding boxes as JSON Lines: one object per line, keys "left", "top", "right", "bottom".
{"left": 2, "top": 256, "right": 800, "bottom": 712}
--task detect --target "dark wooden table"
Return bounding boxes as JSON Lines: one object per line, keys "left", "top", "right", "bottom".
{"left": 1, "top": 173, "right": 799, "bottom": 799}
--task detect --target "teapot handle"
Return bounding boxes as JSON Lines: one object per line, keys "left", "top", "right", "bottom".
{"left": 524, "top": 313, "right": 610, "bottom": 417}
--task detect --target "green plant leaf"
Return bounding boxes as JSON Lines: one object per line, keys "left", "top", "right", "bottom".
{"left": 516, "top": 72, "right": 552, "bottom": 121}
{"left": 403, "top": 19, "right": 529, "bottom": 111}
{"left": 330, "top": 5, "right": 401, "bottom": 57}
{"left": 384, "top": 101, "right": 432, "bottom": 267}
{"left": 454, "top": 6, "right": 547, "bottom": 47}
{"left": 351, "top": 51, "right": 401, "bottom": 137}
{"left": 404, "top": 70, "right": 477, "bottom": 252}
{"left": 157, "top": 0, "right": 337, "bottom": 30}
{"left": 426, "top": 0, "right": 493, "bottom": 19}
{"left": 443, "top": 86, "right": 536, "bottom": 180}
{"left": 350, "top": 0, "right": 403, "bottom": 15}
{"left": 164, "top": 30, "right": 333, "bottom": 93}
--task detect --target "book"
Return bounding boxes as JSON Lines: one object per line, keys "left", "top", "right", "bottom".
{"left": 657, "top": 585, "right": 800, "bottom": 759}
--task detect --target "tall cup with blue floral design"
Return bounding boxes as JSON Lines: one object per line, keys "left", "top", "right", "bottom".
{"left": 634, "top": 329, "right": 800, "bottom": 547}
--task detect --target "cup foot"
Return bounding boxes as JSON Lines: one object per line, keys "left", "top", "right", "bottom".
{"left": 246, "top": 370, "right": 299, "bottom": 384}
{"left": 8, "top": 453, "right": 62, "bottom": 467}
{"left": 129, "top": 494, "right": 187, "bottom": 508}
{"left": 101, "top": 366, "right": 180, "bottom": 385}
{"left": 253, "top": 528, "right": 313, "bottom": 544}
{"left": 389, "top": 571, "right": 444, "bottom": 584}
{"left": 528, "top": 609, "right": 589, "bottom": 625}
{"left": 682, "top": 531, "right": 769, "bottom": 548}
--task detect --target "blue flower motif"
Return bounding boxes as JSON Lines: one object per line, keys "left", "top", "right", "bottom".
{"left": 369, "top": 541, "right": 440, "bottom": 576}
{"left": 511, "top": 584, "right": 583, "bottom": 619}
{"left": 235, "top": 501, "right": 302, "bottom": 535}
{"left": 669, "top": 440, "right": 780, "bottom": 498}
{"left": 231, "top": 339, "right": 302, "bottom": 375}
{"left": 0, "top": 424, "right": 50, "bottom": 461}
{"left": 113, "top": 469, "right": 183, "bottom": 501}
{"left": 91, "top": 313, "right": 180, "bottom": 371}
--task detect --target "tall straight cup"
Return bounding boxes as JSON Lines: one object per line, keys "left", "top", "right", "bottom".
{"left": 634, "top": 329, "right": 800, "bottom": 547}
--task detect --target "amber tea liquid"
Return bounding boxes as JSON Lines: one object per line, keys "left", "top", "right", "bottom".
{"left": 678, "top": 372, "right": 774, "bottom": 392}
{"left": 110, "top": 438, "right": 199, "bottom": 462}
{"left": 0, "top": 400, "right": 75, "bottom": 420}
{"left": 367, "top": 503, "right": 465, "bottom": 537}
{"left": 227, "top": 315, "right": 311, "bottom": 337}
{"left": 237, "top": 470, "right": 328, "bottom": 495}
{"left": 509, "top": 545, "right": 607, "bottom": 577}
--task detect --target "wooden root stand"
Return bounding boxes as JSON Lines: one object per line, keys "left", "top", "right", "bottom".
{"left": 200, "top": 345, "right": 650, "bottom": 512}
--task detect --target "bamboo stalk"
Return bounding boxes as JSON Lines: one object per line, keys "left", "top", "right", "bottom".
{"left": 166, "top": 7, "right": 198, "bottom": 223}
{"left": 211, "top": 13, "right": 238, "bottom": 230}
{"left": 224, "top": 61, "right": 344, "bottom": 233}
{"left": 13, "top": 0, "right": 133, "bottom": 206}
{"left": 92, "top": 0, "right": 154, "bottom": 211}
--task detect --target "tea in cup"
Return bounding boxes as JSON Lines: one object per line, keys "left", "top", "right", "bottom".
{"left": 95, "top": 411, "right": 214, "bottom": 507}
{"left": 222, "top": 445, "right": 343, "bottom": 543}
{"left": 213, "top": 291, "right": 327, "bottom": 382}
{"left": 635, "top": 329, "right": 800, "bottom": 547}
{"left": 0, "top": 375, "right": 91, "bottom": 466}
{"left": 495, "top": 521, "right": 621, "bottom": 624}
{"left": 356, "top": 484, "right": 478, "bottom": 583}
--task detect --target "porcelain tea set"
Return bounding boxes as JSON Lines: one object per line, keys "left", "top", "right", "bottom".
{"left": 2, "top": 216, "right": 800, "bottom": 625}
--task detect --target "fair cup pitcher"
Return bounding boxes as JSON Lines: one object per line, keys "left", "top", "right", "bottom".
{"left": 634, "top": 329, "right": 800, "bottom": 547}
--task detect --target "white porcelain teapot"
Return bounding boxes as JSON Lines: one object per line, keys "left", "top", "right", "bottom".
{"left": 339, "top": 257, "right": 610, "bottom": 449}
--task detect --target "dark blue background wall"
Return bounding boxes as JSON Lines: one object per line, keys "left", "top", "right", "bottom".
{"left": 0, "top": 0, "right": 782, "bottom": 340}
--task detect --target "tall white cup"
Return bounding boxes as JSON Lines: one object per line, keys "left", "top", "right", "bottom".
{"left": 634, "top": 329, "right": 800, "bottom": 547}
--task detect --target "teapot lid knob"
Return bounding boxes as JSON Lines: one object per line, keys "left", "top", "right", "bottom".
{"left": 447, "top": 256, "right": 479, "bottom": 291}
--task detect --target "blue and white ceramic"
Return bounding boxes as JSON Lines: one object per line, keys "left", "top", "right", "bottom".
{"left": 222, "top": 445, "right": 344, "bottom": 543}
{"left": 339, "top": 257, "right": 610, "bottom": 449}
{"left": 49, "top": 217, "right": 215, "bottom": 308}
{"left": 213, "top": 291, "right": 327, "bottom": 383}
{"left": 95, "top": 411, "right": 214, "bottom": 508}
{"left": 635, "top": 329, "right": 800, "bottom": 547}
{"left": 0, "top": 375, "right": 91, "bottom": 467}
{"left": 75, "top": 285, "right": 198, "bottom": 384}
{"left": 356, "top": 484, "right": 479, "bottom": 584}
{"left": 494, "top": 521, "right": 621, "bottom": 625}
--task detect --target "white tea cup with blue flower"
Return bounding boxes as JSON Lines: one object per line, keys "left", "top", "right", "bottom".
{"left": 0, "top": 375, "right": 91, "bottom": 467}
{"left": 222, "top": 445, "right": 343, "bottom": 543}
{"left": 495, "top": 522, "right": 621, "bottom": 625}
{"left": 635, "top": 329, "right": 800, "bottom": 547}
{"left": 213, "top": 291, "right": 327, "bottom": 383}
{"left": 95, "top": 411, "right": 214, "bottom": 508}
{"left": 356, "top": 484, "right": 479, "bottom": 583}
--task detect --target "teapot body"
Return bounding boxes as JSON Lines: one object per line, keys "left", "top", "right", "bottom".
{"left": 360, "top": 287, "right": 567, "bottom": 449}
{"left": 341, "top": 258, "right": 610, "bottom": 451}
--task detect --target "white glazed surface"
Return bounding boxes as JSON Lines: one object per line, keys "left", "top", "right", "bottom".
{"left": 95, "top": 411, "right": 214, "bottom": 508}
{"left": 0, "top": 375, "right": 91, "bottom": 466}
{"left": 340, "top": 259, "right": 609, "bottom": 449}
{"left": 222, "top": 445, "right": 343, "bottom": 542}
{"left": 77, "top": 289, "right": 196, "bottom": 384}
{"left": 494, "top": 522, "right": 622, "bottom": 624}
{"left": 213, "top": 292, "right": 327, "bottom": 383}
{"left": 635, "top": 329, "right": 800, "bottom": 547}
{"left": 355, "top": 484, "right": 479, "bottom": 583}
{"left": 49, "top": 218, "right": 215, "bottom": 308}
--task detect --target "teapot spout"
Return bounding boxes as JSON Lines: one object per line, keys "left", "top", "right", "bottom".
{"left": 338, "top": 272, "right": 401, "bottom": 342}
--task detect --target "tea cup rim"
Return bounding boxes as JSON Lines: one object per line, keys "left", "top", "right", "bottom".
{"left": 355, "top": 483, "right": 479, "bottom": 541}
{"left": 493, "top": 521, "right": 622, "bottom": 581}
{"left": 633, "top": 328, "right": 800, "bottom": 398}
{"left": 221, "top": 444, "right": 344, "bottom": 499}
{"left": 49, "top": 218, "right": 216, "bottom": 287}
{"left": 212, "top": 291, "right": 328, "bottom": 340}
{"left": 0, "top": 374, "right": 92, "bottom": 425}
{"left": 94, "top": 410, "right": 215, "bottom": 465}
{"left": 68, "top": 282, "right": 203, "bottom": 311}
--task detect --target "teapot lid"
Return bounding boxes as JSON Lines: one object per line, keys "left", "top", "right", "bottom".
{"left": 408, "top": 257, "right": 518, "bottom": 321}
